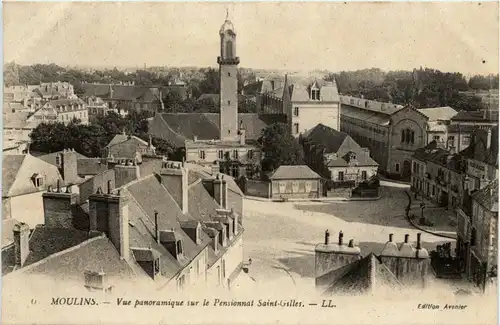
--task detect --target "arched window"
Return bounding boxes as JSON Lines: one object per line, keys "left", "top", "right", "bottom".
{"left": 410, "top": 131, "right": 415, "bottom": 144}
{"left": 401, "top": 130, "right": 405, "bottom": 143}
{"left": 225, "top": 40, "right": 233, "bottom": 58}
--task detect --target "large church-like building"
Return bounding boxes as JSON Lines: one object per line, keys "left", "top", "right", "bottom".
{"left": 149, "top": 15, "right": 286, "bottom": 179}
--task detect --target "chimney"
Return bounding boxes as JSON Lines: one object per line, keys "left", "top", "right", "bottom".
{"left": 416, "top": 233, "right": 422, "bottom": 250}
{"left": 88, "top": 189, "right": 130, "bottom": 260}
{"left": 42, "top": 183, "right": 79, "bottom": 228}
{"left": 404, "top": 234, "right": 409, "bottom": 243}
{"left": 60, "top": 149, "right": 78, "bottom": 184}
{"left": 114, "top": 162, "right": 140, "bottom": 188}
{"left": 338, "top": 231, "right": 344, "bottom": 246}
{"left": 154, "top": 211, "right": 160, "bottom": 243}
{"left": 159, "top": 162, "right": 189, "bottom": 214}
{"left": 380, "top": 233, "right": 399, "bottom": 257}
{"left": 107, "top": 180, "right": 113, "bottom": 194}
{"left": 399, "top": 234, "right": 415, "bottom": 257}
{"left": 315, "top": 231, "right": 361, "bottom": 284}
{"left": 211, "top": 161, "right": 220, "bottom": 176}
{"left": 213, "top": 174, "right": 228, "bottom": 209}
{"left": 13, "top": 222, "right": 30, "bottom": 268}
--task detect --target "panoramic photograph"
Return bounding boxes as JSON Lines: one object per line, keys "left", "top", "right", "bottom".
{"left": 2, "top": 2, "right": 499, "bottom": 325}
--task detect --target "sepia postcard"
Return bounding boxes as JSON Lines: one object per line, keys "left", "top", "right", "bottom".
{"left": 1, "top": 1, "right": 499, "bottom": 324}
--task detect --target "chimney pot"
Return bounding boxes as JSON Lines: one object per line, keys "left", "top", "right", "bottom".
{"left": 404, "top": 234, "right": 409, "bottom": 243}
{"left": 348, "top": 239, "right": 354, "bottom": 247}
{"left": 324, "top": 229, "right": 330, "bottom": 245}
{"left": 338, "top": 231, "right": 344, "bottom": 246}
{"left": 389, "top": 233, "right": 393, "bottom": 242}
{"left": 417, "top": 233, "right": 422, "bottom": 250}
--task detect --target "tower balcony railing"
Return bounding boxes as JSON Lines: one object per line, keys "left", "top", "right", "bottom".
{"left": 217, "top": 57, "right": 240, "bottom": 65}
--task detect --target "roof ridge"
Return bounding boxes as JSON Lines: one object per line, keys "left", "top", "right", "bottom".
{"left": 6, "top": 234, "right": 106, "bottom": 277}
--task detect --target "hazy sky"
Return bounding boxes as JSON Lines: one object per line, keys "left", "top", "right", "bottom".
{"left": 3, "top": 2, "right": 499, "bottom": 75}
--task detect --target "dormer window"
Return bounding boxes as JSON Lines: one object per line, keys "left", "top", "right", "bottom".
{"left": 154, "top": 258, "right": 160, "bottom": 276}
{"left": 311, "top": 88, "right": 320, "bottom": 100}
{"left": 55, "top": 154, "right": 61, "bottom": 167}
{"left": 176, "top": 240, "right": 183, "bottom": 256}
{"left": 32, "top": 174, "right": 44, "bottom": 188}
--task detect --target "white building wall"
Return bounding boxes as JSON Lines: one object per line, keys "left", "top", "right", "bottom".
{"left": 9, "top": 191, "right": 45, "bottom": 228}
{"left": 291, "top": 102, "right": 340, "bottom": 136}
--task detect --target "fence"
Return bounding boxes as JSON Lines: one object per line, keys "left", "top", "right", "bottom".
{"left": 240, "top": 178, "right": 270, "bottom": 198}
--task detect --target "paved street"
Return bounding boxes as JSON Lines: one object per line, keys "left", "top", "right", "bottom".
{"left": 241, "top": 181, "right": 457, "bottom": 293}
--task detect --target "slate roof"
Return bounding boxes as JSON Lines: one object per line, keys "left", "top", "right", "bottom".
{"left": 38, "top": 150, "right": 88, "bottom": 167}
{"left": 323, "top": 253, "right": 402, "bottom": 295}
{"left": 20, "top": 236, "right": 137, "bottom": 282}
{"left": 150, "top": 113, "right": 285, "bottom": 147}
{"left": 2, "top": 226, "right": 91, "bottom": 276}
{"left": 451, "top": 110, "right": 499, "bottom": 122}
{"left": 472, "top": 180, "right": 498, "bottom": 213}
{"left": 340, "top": 105, "right": 392, "bottom": 126}
{"left": 2, "top": 155, "right": 63, "bottom": 197}
{"left": 417, "top": 106, "right": 458, "bottom": 121}
{"left": 412, "top": 141, "right": 463, "bottom": 172}
{"left": 76, "top": 158, "right": 109, "bottom": 176}
{"left": 82, "top": 84, "right": 161, "bottom": 102}
{"left": 107, "top": 134, "right": 149, "bottom": 148}
{"left": 340, "top": 95, "right": 411, "bottom": 116}
{"left": 125, "top": 175, "right": 212, "bottom": 267}
{"left": 269, "top": 165, "right": 321, "bottom": 180}
{"left": 304, "top": 124, "right": 378, "bottom": 167}
{"left": 460, "top": 125, "right": 499, "bottom": 167}
{"left": 260, "top": 75, "right": 340, "bottom": 102}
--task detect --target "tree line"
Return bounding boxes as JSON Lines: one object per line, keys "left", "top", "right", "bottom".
{"left": 29, "top": 111, "right": 180, "bottom": 159}
{"left": 325, "top": 68, "right": 498, "bottom": 110}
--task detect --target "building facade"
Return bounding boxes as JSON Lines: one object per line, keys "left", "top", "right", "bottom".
{"left": 257, "top": 76, "right": 341, "bottom": 136}
{"left": 268, "top": 165, "right": 322, "bottom": 200}
{"left": 301, "top": 123, "right": 379, "bottom": 187}
{"left": 456, "top": 181, "right": 498, "bottom": 293}
{"left": 28, "top": 98, "right": 89, "bottom": 125}
{"left": 340, "top": 96, "right": 428, "bottom": 179}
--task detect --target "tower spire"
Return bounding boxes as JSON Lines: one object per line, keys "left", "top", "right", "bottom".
{"left": 226, "top": 8, "right": 229, "bottom": 21}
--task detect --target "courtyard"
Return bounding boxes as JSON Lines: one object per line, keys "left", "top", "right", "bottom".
{"left": 238, "top": 181, "right": 467, "bottom": 294}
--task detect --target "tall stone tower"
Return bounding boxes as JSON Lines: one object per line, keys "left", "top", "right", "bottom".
{"left": 218, "top": 13, "right": 240, "bottom": 141}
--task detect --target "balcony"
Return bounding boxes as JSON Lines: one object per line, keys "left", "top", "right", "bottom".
{"left": 217, "top": 57, "right": 240, "bottom": 65}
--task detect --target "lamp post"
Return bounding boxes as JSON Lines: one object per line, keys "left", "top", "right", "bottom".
{"left": 420, "top": 202, "right": 426, "bottom": 220}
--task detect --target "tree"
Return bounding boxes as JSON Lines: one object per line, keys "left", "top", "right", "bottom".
{"left": 258, "top": 123, "right": 304, "bottom": 173}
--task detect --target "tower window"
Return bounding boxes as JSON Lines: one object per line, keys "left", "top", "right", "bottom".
{"left": 228, "top": 100, "right": 230, "bottom": 105}
{"left": 395, "top": 163, "right": 400, "bottom": 173}
{"left": 225, "top": 40, "right": 233, "bottom": 58}
{"left": 248, "top": 150, "right": 254, "bottom": 159}
{"left": 199, "top": 150, "right": 206, "bottom": 159}
{"left": 218, "top": 150, "right": 223, "bottom": 159}
{"left": 293, "top": 123, "right": 299, "bottom": 134}
{"left": 294, "top": 107, "right": 299, "bottom": 116}
{"left": 228, "top": 72, "right": 231, "bottom": 77}
{"left": 233, "top": 149, "right": 239, "bottom": 159}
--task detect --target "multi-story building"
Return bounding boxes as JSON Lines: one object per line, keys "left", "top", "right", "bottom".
{"left": 301, "top": 123, "right": 379, "bottom": 186}
{"left": 416, "top": 106, "right": 458, "bottom": 145}
{"left": 339, "top": 95, "right": 429, "bottom": 179}
{"left": 149, "top": 16, "right": 284, "bottom": 179}
{"left": 447, "top": 109, "right": 499, "bottom": 154}
{"left": 456, "top": 180, "right": 498, "bottom": 293}
{"left": 257, "top": 76, "right": 341, "bottom": 136}
{"left": 4, "top": 82, "right": 75, "bottom": 104}
{"left": 2, "top": 159, "right": 246, "bottom": 292}
{"left": 28, "top": 98, "right": 89, "bottom": 125}
{"left": 411, "top": 141, "right": 465, "bottom": 209}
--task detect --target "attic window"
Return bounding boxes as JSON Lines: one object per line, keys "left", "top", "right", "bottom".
{"left": 176, "top": 240, "right": 183, "bottom": 256}
{"left": 154, "top": 258, "right": 160, "bottom": 276}
{"left": 311, "top": 89, "right": 320, "bottom": 100}
{"left": 55, "top": 154, "right": 61, "bottom": 166}
{"left": 32, "top": 174, "right": 44, "bottom": 188}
